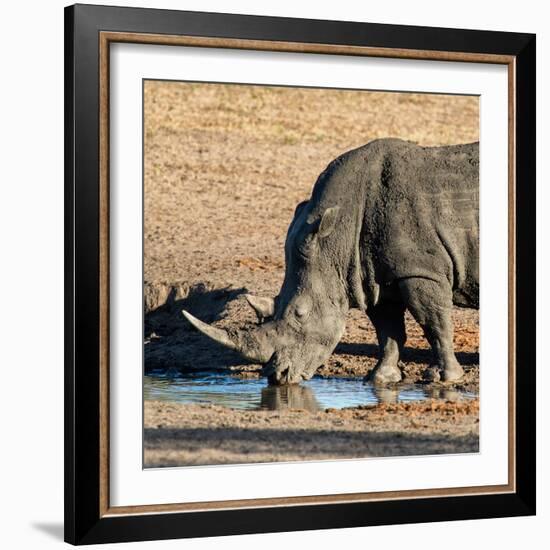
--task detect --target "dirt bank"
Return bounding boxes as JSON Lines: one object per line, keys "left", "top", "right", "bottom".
{"left": 145, "top": 289, "right": 479, "bottom": 392}
{"left": 144, "top": 399, "right": 479, "bottom": 467}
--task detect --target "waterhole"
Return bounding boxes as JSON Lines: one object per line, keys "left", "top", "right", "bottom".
{"left": 144, "top": 372, "right": 477, "bottom": 412}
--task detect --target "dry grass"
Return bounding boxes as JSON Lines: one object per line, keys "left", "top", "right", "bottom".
{"left": 144, "top": 81, "right": 478, "bottom": 292}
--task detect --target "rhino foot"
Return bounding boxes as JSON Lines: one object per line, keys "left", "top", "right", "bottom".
{"left": 423, "top": 367, "right": 441, "bottom": 383}
{"left": 441, "top": 363, "right": 464, "bottom": 382}
{"left": 423, "top": 363, "right": 464, "bottom": 383}
{"left": 365, "top": 362, "right": 402, "bottom": 385}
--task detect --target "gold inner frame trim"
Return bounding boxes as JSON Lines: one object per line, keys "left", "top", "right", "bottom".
{"left": 98, "top": 31, "right": 516, "bottom": 518}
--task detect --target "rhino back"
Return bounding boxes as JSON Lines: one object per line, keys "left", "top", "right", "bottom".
{"left": 358, "top": 139, "right": 479, "bottom": 307}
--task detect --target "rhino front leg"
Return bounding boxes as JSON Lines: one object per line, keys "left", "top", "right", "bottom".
{"left": 365, "top": 302, "right": 406, "bottom": 384}
{"left": 398, "top": 278, "right": 464, "bottom": 383}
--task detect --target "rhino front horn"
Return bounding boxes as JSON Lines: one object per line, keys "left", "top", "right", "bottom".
{"left": 182, "top": 309, "right": 275, "bottom": 363}
{"left": 245, "top": 294, "right": 275, "bottom": 321}
{"left": 182, "top": 310, "right": 239, "bottom": 351}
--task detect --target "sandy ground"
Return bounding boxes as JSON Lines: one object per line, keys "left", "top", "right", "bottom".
{"left": 144, "top": 399, "right": 479, "bottom": 467}
{"left": 143, "top": 81, "right": 480, "bottom": 466}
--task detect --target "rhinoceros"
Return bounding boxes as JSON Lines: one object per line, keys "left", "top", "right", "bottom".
{"left": 183, "top": 138, "right": 479, "bottom": 385}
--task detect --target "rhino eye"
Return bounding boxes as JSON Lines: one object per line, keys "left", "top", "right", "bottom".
{"left": 295, "top": 305, "right": 309, "bottom": 318}
{"left": 296, "top": 235, "right": 315, "bottom": 260}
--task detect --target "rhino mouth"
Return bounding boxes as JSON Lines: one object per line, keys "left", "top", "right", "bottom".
{"left": 263, "top": 354, "right": 315, "bottom": 385}
{"left": 267, "top": 368, "right": 290, "bottom": 386}
{"left": 266, "top": 366, "right": 304, "bottom": 386}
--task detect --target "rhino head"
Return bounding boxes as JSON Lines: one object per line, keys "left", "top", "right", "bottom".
{"left": 182, "top": 201, "right": 350, "bottom": 385}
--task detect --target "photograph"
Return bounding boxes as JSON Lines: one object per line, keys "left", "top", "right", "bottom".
{"left": 142, "top": 80, "right": 480, "bottom": 468}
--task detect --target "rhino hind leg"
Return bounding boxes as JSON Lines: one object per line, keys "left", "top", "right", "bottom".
{"left": 398, "top": 278, "right": 464, "bottom": 383}
{"left": 365, "top": 302, "right": 406, "bottom": 385}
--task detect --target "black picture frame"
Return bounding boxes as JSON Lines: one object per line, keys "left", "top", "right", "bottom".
{"left": 65, "top": 3, "right": 536, "bottom": 545}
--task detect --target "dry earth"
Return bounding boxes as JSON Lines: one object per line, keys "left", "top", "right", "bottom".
{"left": 143, "top": 81, "right": 480, "bottom": 466}
{"left": 144, "top": 399, "right": 479, "bottom": 467}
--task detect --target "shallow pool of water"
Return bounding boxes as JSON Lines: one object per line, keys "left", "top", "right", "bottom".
{"left": 144, "top": 372, "right": 477, "bottom": 411}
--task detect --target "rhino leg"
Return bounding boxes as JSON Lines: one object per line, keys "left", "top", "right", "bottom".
{"left": 398, "top": 278, "right": 464, "bottom": 383}
{"left": 365, "top": 302, "right": 406, "bottom": 384}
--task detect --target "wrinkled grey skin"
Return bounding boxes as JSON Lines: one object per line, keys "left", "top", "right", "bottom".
{"left": 183, "top": 138, "right": 479, "bottom": 385}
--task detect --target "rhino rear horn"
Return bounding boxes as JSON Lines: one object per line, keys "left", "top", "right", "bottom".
{"left": 245, "top": 294, "right": 275, "bottom": 321}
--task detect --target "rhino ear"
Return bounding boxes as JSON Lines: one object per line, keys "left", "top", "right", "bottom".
{"left": 317, "top": 206, "right": 340, "bottom": 239}
{"left": 245, "top": 294, "right": 275, "bottom": 322}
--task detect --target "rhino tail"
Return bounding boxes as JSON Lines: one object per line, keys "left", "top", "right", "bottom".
{"left": 365, "top": 282, "right": 380, "bottom": 308}
{"left": 362, "top": 254, "right": 380, "bottom": 308}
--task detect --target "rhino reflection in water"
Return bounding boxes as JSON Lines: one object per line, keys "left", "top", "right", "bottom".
{"left": 261, "top": 385, "right": 321, "bottom": 412}
{"left": 183, "top": 139, "right": 479, "bottom": 386}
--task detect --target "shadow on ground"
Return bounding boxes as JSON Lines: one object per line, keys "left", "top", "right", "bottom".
{"left": 145, "top": 284, "right": 253, "bottom": 372}
{"left": 144, "top": 426, "right": 479, "bottom": 467}
{"left": 335, "top": 342, "right": 479, "bottom": 366}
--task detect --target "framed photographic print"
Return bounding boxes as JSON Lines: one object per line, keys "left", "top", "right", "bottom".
{"left": 64, "top": 3, "right": 536, "bottom": 545}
